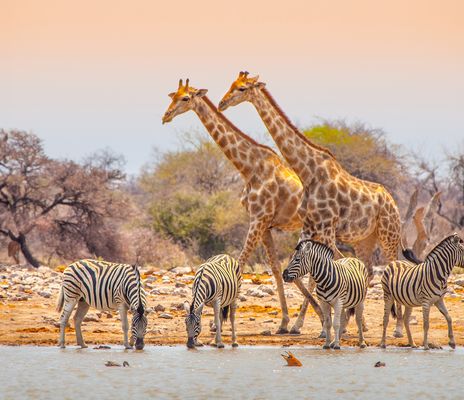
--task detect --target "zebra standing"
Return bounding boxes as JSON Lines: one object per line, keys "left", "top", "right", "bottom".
{"left": 184, "top": 254, "right": 242, "bottom": 349}
{"left": 381, "top": 233, "right": 464, "bottom": 350}
{"left": 283, "top": 240, "right": 368, "bottom": 349}
{"left": 57, "top": 259, "right": 148, "bottom": 350}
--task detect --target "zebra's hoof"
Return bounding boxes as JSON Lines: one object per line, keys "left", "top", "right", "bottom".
{"left": 393, "top": 331, "right": 403, "bottom": 338}
{"left": 322, "top": 345, "right": 330, "bottom": 350}
{"left": 59, "top": 345, "right": 66, "bottom": 349}
{"left": 380, "top": 344, "right": 386, "bottom": 349}
{"left": 232, "top": 343, "right": 239, "bottom": 348}
{"left": 359, "top": 342, "right": 367, "bottom": 349}
{"left": 318, "top": 331, "right": 326, "bottom": 339}
{"left": 275, "top": 328, "right": 289, "bottom": 335}
{"left": 79, "top": 344, "right": 88, "bottom": 349}
{"left": 329, "top": 342, "right": 340, "bottom": 349}
{"left": 216, "top": 343, "right": 225, "bottom": 349}
{"left": 289, "top": 328, "right": 301, "bottom": 335}
{"left": 449, "top": 342, "right": 456, "bottom": 349}
{"left": 333, "top": 346, "right": 341, "bottom": 350}
{"left": 423, "top": 346, "right": 430, "bottom": 351}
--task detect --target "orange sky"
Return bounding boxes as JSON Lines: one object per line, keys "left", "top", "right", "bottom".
{"left": 2, "top": 0, "right": 463, "bottom": 173}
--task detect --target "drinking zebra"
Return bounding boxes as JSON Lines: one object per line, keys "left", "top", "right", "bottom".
{"left": 184, "top": 254, "right": 242, "bottom": 349}
{"left": 380, "top": 233, "right": 464, "bottom": 350}
{"left": 283, "top": 240, "right": 368, "bottom": 349}
{"left": 57, "top": 259, "right": 148, "bottom": 350}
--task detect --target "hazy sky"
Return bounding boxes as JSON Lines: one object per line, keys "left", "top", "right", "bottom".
{"left": 2, "top": 0, "right": 463, "bottom": 174}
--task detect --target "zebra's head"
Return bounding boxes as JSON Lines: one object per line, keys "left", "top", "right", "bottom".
{"left": 184, "top": 301, "right": 204, "bottom": 349}
{"left": 282, "top": 239, "right": 312, "bottom": 283}
{"left": 130, "top": 303, "right": 149, "bottom": 350}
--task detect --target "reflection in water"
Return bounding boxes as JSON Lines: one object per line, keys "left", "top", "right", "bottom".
{"left": 1, "top": 346, "right": 462, "bottom": 399}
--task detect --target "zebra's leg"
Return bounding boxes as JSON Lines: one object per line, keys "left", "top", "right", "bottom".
{"left": 339, "top": 308, "right": 348, "bottom": 338}
{"left": 422, "top": 303, "right": 431, "bottom": 350}
{"left": 393, "top": 304, "right": 404, "bottom": 338}
{"left": 73, "top": 300, "right": 90, "bottom": 348}
{"left": 380, "top": 296, "right": 393, "bottom": 348}
{"left": 355, "top": 303, "right": 367, "bottom": 348}
{"left": 230, "top": 300, "right": 238, "bottom": 348}
{"left": 119, "top": 305, "right": 132, "bottom": 349}
{"left": 58, "top": 298, "right": 77, "bottom": 348}
{"left": 435, "top": 298, "right": 455, "bottom": 349}
{"left": 403, "top": 306, "right": 416, "bottom": 348}
{"left": 290, "top": 277, "right": 316, "bottom": 335}
{"left": 376, "top": 225, "right": 405, "bottom": 338}
{"left": 330, "top": 299, "right": 343, "bottom": 349}
{"left": 262, "top": 229, "right": 290, "bottom": 334}
{"left": 321, "top": 302, "right": 332, "bottom": 349}
{"left": 212, "top": 298, "right": 224, "bottom": 348}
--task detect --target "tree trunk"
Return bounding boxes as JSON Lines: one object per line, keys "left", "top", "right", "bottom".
{"left": 17, "top": 233, "right": 40, "bottom": 268}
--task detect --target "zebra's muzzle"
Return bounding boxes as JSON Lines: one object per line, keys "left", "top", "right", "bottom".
{"left": 282, "top": 269, "right": 293, "bottom": 283}
{"left": 135, "top": 338, "right": 144, "bottom": 350}
{"left": 187, "top": 337, "right": 195, "bottom": 349}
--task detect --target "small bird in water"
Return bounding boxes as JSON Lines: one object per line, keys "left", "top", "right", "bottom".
{"left": 94, "top": 345, "right": 111, "bottom": 350}
{"left": 374, "top": 361, "right": 386, "bottom": 368}
{"left": 281, "top": 351, "right": 302, "bottom": 367}
{"left": 105, "top": 361, "right": 130, "bottom": 367}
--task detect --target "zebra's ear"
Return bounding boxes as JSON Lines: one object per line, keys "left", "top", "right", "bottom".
{"left": 452, "top": 234, "right": 460, "bottom": 244}
{"left": 183, "top": 301, "right": 190, "bottom": 314}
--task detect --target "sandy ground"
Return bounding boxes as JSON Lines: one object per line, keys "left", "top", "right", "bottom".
{"left": 1, "top": 265, "right": 464, "bottom": 349}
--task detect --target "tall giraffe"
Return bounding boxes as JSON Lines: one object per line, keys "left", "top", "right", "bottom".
{"left": 219, "top": 72, "right": 420, "bottom": 337}
{"left": 162, "top": 79, "right": 323, "bottom": 334}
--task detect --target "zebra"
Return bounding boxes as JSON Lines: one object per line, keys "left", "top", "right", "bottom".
{"left": 380, "top": 233, "right": 464, "bottom": 350}
{"left": 282, "top": 240, "right": 368, "bottom": 349}
{"left": 57, "top": 259, "right": 148, "bottom": 350}
{"left": 183, "top": 254, "right": 242, "bottom": 349}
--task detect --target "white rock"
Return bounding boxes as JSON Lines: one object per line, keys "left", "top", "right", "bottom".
{"left": 454, "top": 279, "right": 464, "bottom": 287}
{"left": 170, "top": 266, "right": 192, "bottom": 275}
{"left": 38, "top": 291, "right": 51, "bottom": 298}
{"left": 257, "top": 285, "right": 275, "bottom": 295}
{"left": 159, "top": 313, "right": 173, "bottom": 319}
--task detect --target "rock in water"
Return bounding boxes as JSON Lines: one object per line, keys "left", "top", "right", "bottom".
{"left": 374, "top": 361, "right": 386, "bottom": 367}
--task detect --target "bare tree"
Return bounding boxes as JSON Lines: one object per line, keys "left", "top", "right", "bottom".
{"left": 0, "top": 130, "right": 129, "bottom": 267}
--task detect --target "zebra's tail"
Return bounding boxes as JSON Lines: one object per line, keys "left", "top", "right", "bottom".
{"left": 347, "top": 308, "right": 355, "bottom": 317}
{"left": 221, "top": 306, "right": 230, "bottom": 322}
{"left": 390, "top": 302, "right": 397, "bottom": 319}
{"left": 56, "top": 287, "right": 64, "bottom": 313}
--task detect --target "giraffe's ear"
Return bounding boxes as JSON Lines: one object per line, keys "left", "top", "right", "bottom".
{"left": 168, "top": 92, "right": 176, "bottom": 98}
{"left": 194, "top": 89, "right": 208, "bottom": 97}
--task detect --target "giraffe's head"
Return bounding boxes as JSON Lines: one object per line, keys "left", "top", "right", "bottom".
{"left": 162, "top": 79, "right": 208, "bottom": 124}
{"left": 218, "top": 71, "right": 265, "bottom": 111}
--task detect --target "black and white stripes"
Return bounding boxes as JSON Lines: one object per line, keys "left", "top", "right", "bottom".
{"left": 184, "top": 254, "right": 242, "bottom": 348}
{"left": 283, "top": 240, "right": 368, "bottom": 349}
{"left": 57, "top": 259, "right": 148, "bottom": 350}
{"left": 381, "top": 233, "right": 464, "bottom": 349}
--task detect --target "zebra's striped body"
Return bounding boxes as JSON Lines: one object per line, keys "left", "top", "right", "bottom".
{"left": 381, "top": 234, "right": 464, "bottom": 349}
{"left": 184, "top": 254, "right": 242, "bottom": 348}
{"left": 283, "top": 240, "right": 368, "bottom": 349}
{"left": 57, "top": 259, "right": 148, "bottom": 350}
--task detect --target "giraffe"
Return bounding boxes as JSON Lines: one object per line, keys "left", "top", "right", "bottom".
{"left": 162, "top": 79, "right": 324, "bottom": 334}
{"left": 218, "top": 72, "right": 421, "bottom": 337}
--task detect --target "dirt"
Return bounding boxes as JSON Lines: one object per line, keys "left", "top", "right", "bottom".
{"left": 1, "top": 270, "right": 464, "bottom": 348}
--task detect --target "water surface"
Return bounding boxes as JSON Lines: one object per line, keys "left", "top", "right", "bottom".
{"left": 1, "top": 345, "right": 461, "bottom": 400}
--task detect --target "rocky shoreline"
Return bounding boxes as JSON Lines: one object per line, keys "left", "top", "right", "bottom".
{"left": 1, "top": 263, "right": 464, "bottom": 347}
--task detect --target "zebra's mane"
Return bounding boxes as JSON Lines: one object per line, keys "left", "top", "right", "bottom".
{"left": 424, "top": 234, "right": 458, "bottom": 263}
{"left": 191, "top": 266, "right": 206, "bottom": 314}
{"left": 131, "top": 264, "right": 145, "bottom": 314}
{"left": 297, "top": 239, "right": 334, "bottom": 259}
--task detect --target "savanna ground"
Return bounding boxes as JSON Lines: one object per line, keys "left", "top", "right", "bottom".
{"left": 1, "top": 265, "right": 464, "bottom": 349}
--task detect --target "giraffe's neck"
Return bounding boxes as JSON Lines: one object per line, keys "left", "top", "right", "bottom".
{"left": 251, "top": 87, "right": 333, "bottom": 183}
{"left": 193, "top": 96, "right": 261, "bottom": 179}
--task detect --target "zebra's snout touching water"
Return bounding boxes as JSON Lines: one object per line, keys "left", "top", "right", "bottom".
{"left": 184, "top": 254, "right": 242, "bottom": 349}
{"left": 57, "top": 260, "right": 148, "bottom": 350}
{"left": 283, "top": 239, "right": 369, "bottom": 349}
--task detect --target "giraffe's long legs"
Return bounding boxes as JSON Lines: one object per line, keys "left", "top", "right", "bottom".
{"left": 377, "top": 214, "right": 405, "bottom": 338}
{"left": 262, "top": 229, "right": 290, "bottom": 334}
{"left": 289, "top": 276, "right": 316, "bottom": 334}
